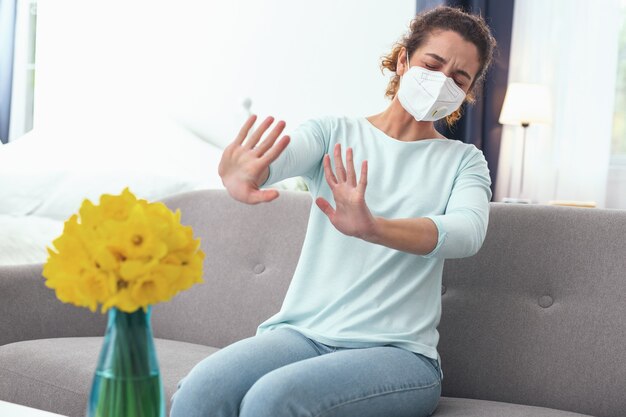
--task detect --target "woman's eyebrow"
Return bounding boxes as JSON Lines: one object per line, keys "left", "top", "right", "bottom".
{"left": 425, "top": 53, "right": 473, "bottom": 81}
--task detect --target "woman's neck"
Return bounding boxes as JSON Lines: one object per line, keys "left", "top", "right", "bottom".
{"left": 366, "top": 98, "right": 446, "bottom": 142}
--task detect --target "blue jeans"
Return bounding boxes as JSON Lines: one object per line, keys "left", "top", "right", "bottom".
{"left": 169, "top": 327, "right": 442, "bottom": 417}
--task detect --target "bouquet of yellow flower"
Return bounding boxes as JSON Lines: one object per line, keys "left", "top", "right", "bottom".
{"left": 43, "top": 187, "right": 205, "bottom": 417}
{"left": 43, "top": 187, "right": 205, "bottom": 313}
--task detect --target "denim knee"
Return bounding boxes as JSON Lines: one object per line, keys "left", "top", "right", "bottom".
{"left": 239, "top": 371, "right": 302, "bottom": 417}
{"left": 170, "top": 368, "right": 241, "bottom": 417}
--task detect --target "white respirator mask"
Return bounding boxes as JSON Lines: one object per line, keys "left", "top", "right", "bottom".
{"left": 397, "top": 52, "right": 466, "bottom": 122}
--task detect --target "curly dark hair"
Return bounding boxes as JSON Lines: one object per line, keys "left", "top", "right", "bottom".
{"left": 381, "top": 6, "right": 497, "bottom": 126}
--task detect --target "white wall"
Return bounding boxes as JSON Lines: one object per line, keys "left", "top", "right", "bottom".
{"left": 34, "top": 0, "right": 416, "bottom": 147}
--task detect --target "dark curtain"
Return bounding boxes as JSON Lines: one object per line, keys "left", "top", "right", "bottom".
{"left": 0, "top": 0, "right": 17, "bottom": 144}
{"left": 416, "top": 0, "right": 515, "bottom": 199}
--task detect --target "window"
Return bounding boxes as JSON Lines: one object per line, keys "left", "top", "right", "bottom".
{"left": 606, "top": 0, "right": 626, "bottom": 209}
{"left": 8, "top": 0, "right": 37, "bottom": 142}
{"left": 610, "top": 0, "right": 626, "bottom": 157}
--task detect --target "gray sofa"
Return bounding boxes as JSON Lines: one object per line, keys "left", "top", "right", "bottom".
{"left": 1, "top": 189, "right": 625, "bottom": 417}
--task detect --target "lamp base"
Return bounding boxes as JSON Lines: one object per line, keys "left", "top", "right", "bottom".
{"left": 502, "top": 197, "right": 532, "bottom": 204}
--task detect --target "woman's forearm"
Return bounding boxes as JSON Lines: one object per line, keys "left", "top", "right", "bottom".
{"left": 365, "top": 217, "right": 439, "bottom": 256}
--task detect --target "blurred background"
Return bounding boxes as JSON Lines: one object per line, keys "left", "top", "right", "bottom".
{"left": 0, "top": 0, "right": 625, "bottom": 264}
{"left": 5, "top": 0, "right": 413, "bottom": 145}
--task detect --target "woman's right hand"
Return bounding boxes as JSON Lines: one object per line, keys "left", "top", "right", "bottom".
{"left": 218, "top": 115, "right": 291, "bottom": 204}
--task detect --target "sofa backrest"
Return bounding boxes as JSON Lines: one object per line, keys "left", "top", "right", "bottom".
{"left": 439, "top": 202, "right": 626, "bottom": 417}
{"left": 157, "top": 190, "right": 626, "bottom": 417}
{"left": 155, "top": 190, "right": 310, "bottom": 347}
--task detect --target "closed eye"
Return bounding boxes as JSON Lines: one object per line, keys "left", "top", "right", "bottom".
{"left": 424, "top": 62, "right": 466, "bottom": 88}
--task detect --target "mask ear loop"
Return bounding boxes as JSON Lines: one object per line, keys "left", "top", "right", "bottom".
{"left": 397, "top": 49, "right": 409, "bottom": 92}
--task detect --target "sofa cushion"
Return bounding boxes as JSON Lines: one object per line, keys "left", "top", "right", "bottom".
{"left": 432, "top": 396, "right": 592, "bottom": 416}
{"left": 1, "top": 338, "right": 593, "bottom": 417}
{"left": 0, "top": 337, "right": 217, "bottom": 417}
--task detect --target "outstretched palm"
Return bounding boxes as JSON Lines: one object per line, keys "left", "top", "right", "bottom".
{"left": 218, "top": 115, "right": 290, "bottom": 204}
{"left": 315, "top": 143, "right": 378, "bottom": 240}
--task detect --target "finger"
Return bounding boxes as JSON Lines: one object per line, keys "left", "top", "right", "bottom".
{"left": 323, "top": 154, "right": 338, "bottom": 186}
{"left": 333, "top": 143, "right": 347, "bottom": 182}
{"left": 255, "top": 120, "right": 286, "bottom": 155}
{"left": 357, "top": 160, "right": 368, "bottom": 193}
{"left": 315, "top": 197, "right": 335, "bottom": 220}
{"left": 262, "top": 135, "right": 291, "bottom": 164}
{"left": 244, "top": 116, "right": 275, "bottom": 149}
{"left": 234, "top": 114, "right": 258, "bottom": 146}
{"left": 249, "top": 189, "right": 280, "bottom": 204}
{"left": 346, "top": 147, "right": 356, "bottom": 186}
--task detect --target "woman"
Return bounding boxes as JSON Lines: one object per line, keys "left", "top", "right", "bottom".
{"left": 171, "top": 6, "right": 496, "bottom": 417}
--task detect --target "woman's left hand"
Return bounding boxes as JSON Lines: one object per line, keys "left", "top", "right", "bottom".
{"left": 316, "top": 143, "right": 379, "bottom": 241}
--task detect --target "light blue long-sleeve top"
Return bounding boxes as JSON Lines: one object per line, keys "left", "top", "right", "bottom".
{"left": 256, "top": 116, "right": 492, "bottom": 379}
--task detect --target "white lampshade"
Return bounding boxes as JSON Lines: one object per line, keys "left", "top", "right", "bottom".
{"left": 499, "top": 83, "right": 552, "bottom": 125}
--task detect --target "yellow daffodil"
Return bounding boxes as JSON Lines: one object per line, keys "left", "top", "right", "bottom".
{"left": 43, "top": 187, "right": 204, "bottom": 313}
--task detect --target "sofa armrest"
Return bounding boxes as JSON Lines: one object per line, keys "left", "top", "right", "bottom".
{"left": 0, "top": 264, "right": 106, "bottom": 347}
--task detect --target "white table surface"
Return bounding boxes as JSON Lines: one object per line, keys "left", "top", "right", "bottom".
{"left": 0, "top": 401, "right": 67, "bottom": 417}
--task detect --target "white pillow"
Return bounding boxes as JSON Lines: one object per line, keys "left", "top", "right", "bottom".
{"left": 0, "top": 214, "right": 63, "bottom": 265}
{"left": 0, "top": 114, "right": 225, "bottom": 220}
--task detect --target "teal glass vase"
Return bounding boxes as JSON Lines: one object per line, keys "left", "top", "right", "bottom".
{"left": 87, "top": 306, "right": 164, "bottom": 417}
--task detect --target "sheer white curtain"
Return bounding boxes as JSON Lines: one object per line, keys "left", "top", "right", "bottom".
{"left": 495, "top": 0, "right": 621, "bottom": 207}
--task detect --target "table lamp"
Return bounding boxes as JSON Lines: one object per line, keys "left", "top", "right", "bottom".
{"left": 499, "top": 83, "right": 552, "bottom": 203}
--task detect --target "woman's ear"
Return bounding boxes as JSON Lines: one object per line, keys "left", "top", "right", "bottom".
{"left": 397, "top": 47, "right": 409, "bottom": 76}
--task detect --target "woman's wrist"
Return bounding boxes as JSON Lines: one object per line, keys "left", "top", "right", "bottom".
{"left": 360, "top": 216, "right": 385, "bottom": 245}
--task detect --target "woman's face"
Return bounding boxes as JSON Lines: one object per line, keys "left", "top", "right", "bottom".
{"left": 400, "top": 29, "right": 481, "bottom": 95}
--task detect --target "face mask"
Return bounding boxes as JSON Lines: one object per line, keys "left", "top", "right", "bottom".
{"left": 397, "top": 52, "right": 466, "bottom": 122}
